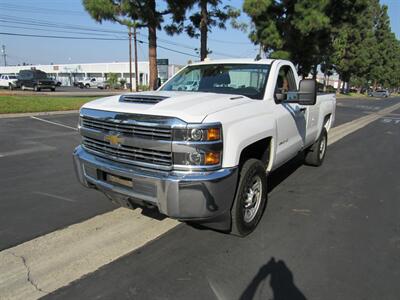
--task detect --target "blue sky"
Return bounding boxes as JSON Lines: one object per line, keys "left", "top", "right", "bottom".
{"left": 0, "top": 0, "right": 398, "bottom": 66}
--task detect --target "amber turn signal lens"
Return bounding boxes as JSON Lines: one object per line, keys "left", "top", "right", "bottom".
{"left": 204, "top": 152, "right": 220, "bottom": 165}
{"left": 206, "top": 128, "right": 221, "bottom": 141}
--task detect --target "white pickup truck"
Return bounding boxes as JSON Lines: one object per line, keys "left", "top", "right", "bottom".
{"left": 77, "top": 77, "right": 108, "bottom": 89}
{"left": 73, "top": 59, "right": 336, "bottom": 236}
{"left": 0, "top": 74, "right": 18, "bottom": 90}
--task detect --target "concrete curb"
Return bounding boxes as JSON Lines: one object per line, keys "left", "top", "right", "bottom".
{"left": 0, "top": 110, "right": 79, "bottom": 119}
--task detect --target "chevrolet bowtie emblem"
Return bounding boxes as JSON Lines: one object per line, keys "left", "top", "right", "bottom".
{"left": 105, "top": 134, "right": 123, "bottom": 145}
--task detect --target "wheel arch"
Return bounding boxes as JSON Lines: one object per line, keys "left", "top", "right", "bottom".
{"left": 238, "top": 136, "right": 274, "bottom": 171}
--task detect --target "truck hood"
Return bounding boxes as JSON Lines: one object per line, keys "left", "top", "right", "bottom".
{"left": 81, "top": 91, "right": 254, "bottom": 123}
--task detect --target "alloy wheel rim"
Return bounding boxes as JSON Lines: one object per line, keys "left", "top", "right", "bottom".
{"left": 243, "top": 175, "right": 262, "bottom": 223}
{"left": 319, "top": 135, "right": 326, "bottom": 160}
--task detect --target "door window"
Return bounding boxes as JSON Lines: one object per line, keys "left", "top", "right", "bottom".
{"left": 275, "top": 65, "right": 297, "bottom": 103}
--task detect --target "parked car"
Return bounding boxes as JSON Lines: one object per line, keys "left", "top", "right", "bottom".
{"left": 77, "top": 77, "right": 106, "bottom": 89}
{"left": 50, "top": 77, "right": 62, "bottom": 86}
{"left": 368, "top": 89, "right": 390, "bottom": 97}
{"left": 0, "top": 74, "right": 18, "bottom": 90}
{"left": 73, "top": 59, "right": 336, "bottom": 236}
{"left": 16, "top": 69, "right": 56, "bottom": 91}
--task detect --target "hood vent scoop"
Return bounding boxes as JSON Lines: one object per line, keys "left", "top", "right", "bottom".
{"left": 120, "top": 94, "right": 169, "bottom": 104}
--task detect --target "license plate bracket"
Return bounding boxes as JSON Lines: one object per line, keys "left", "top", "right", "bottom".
{"left": 106, "top": 173, "right": 133, "bottom": 188}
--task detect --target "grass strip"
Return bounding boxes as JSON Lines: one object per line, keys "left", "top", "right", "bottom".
{"left": 0, "top": 95, "right": 98, "bottom": 114}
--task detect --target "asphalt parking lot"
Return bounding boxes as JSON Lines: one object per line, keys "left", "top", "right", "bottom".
{"left": 1, "top": 97, "right": 400, "bottom": 299}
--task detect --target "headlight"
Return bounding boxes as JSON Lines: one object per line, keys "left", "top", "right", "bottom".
{"left": 173, "top": 124, "right": 222, "bottom": 142}
{"left": 190, "top": 128, "right": 203, "bottom": 141}
{"left": 172, "top": 123, "right": 223, "bottom": 170}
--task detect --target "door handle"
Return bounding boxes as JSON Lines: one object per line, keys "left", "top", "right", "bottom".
{"left": 299, "top": 107, "right": 307, "bottom": 113}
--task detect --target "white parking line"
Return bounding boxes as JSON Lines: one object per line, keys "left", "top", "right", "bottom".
{"left": 0, "top": 145, "right": 56, "bottom": 158}
{"left": 32, "top": 192, "right": 77, "bottom": 203}
{"left": 30, "top": 116, "right": 77, "bottom": 131}
{"left": 0, "top": 101, "right": 399, "bottom": 300}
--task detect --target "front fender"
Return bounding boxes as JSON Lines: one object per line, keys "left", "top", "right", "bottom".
{"left": 221, "top": 115, "right": 276, "bottom": 168}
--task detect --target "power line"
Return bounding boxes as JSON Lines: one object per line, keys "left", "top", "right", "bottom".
{"left": 138, "top": 33, "right": 243, "bottom": 58}
{"left": 138, "top": 39, "right": 197, "bottom": 58}
{"left": 0, "top": 32, "right": 128, "bottom": 41}
{"left": 0, "top": 24, "right": 125, "bottom": 37}
{"left": 208, "top": 37, "right": 253, "bottom": 45}
{"left": 0, "top": 3, "right": 85, "bottom": 16}
{"left": 0, "top": 14, "right": 126, "bottom": 34}
{"left": 0, "top": 31, "right": 198, "bottom": 57}
{"left": 0, "top": 15, "right": 247, "bottom": 59}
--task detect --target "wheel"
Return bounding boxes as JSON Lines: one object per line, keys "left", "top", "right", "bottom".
{"left": 231, "top": 159, "right": 267, "bottom": 237}
{"left": 34, "top": 85, "right": 40, "bottom": 92}
{"left": 8, "top": 84, "right": 13, "bottom": 90}
{"left": 85, "top": 84, "right": 90, "bottom": 88}
{"left": 304, "top": 128, "right": 327, "bottom": 166}
{"left": 51, "top": 88, "right": 55, "bottom": 92}
{"left": 21, "top": 85, "right": 26, "bottom": 91}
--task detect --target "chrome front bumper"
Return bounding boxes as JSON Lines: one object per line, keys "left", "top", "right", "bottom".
{"left": 73, "top": 146, "right": 238, "bottom": 228}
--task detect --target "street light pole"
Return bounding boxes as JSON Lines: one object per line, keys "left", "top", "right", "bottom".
{"left": 1, "top": 45, "right": 6, "bottom": 66}
{"left": 133, "top": 25, "right": 139, "bottom": 92}
{"left": 128, "top": 27, "right": 133, "bottom": 92}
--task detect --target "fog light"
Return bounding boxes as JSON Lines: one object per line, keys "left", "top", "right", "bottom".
{"left": 190, "top": 128, "right": 203, "bottom": 141}
{"left": 204, "top": 152, "right": 220, "bottom": 165}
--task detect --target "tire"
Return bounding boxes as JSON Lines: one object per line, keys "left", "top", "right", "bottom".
{"left": 231, "top": 159, "right": 267, "bottom": 237}
{"left": 8, "top": 84, "right": 13, "bottom": 90}
{"left": 51, "top": 88, "right": 55, "bottom": 92}
{"left": 85, "top": 84, "right": 90, "bottom": 88}
{"left": 304, "top": 128, "right": 327, "bottom": 166}
{"left": 34, "top": 85, "right": 40, "bottom": 92}
{"left": 21, "top": 85, "right": 26, "bottom": 91}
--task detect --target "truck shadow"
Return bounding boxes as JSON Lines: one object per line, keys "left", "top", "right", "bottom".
{"left": 267, "top": 153, "right": 304, "bottom": 193}
{"left": 186, "top": 154, "right": 304, "bottom": 233}
{"left": 240, "top": 257, "right": 307, "bottom": 300}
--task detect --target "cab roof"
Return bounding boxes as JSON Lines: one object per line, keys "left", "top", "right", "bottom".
{"left": 189, "top": 58, "right": 276, "bottom": 66}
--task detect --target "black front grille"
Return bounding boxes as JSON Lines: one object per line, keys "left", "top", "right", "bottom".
{"left": 119, "top": 94, "right": 168, "bottom": 104}
{"left": 82, "top": 136, "right": 172, "bottom": 167}
{"left": 82, "top": 116, "right": 172, "bottom": 140}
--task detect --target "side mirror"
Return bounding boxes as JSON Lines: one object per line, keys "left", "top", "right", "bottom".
{"left": 298, "top": 79, "right": 317, "bottom": 105}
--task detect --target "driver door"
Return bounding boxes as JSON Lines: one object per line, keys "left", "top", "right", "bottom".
{"left": 273, "top": 65, "right": 307, "bottom": 166}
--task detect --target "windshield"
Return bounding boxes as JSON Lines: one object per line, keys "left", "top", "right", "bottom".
{"left": 34, "top": 71, "right": 48, "bottom": 79}
{"left": 161, "top": 64, "right": 270, "bottom": 99}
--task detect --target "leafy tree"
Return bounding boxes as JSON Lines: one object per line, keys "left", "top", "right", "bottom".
{"left": 368, "top": 3, "right": 396, "bottom": 89}
{"left": 83, "top": 0, "right": 186, "bottom": 90}
{"left": 166, "top": 0, "right": 243, "bottom": 61}
{"left": 243, "top": 0, "right": 330, "bottom": 76}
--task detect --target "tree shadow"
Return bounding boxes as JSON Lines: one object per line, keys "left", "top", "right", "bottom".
{"left": 240, "top": 257, "right": 307, "bottom": 300}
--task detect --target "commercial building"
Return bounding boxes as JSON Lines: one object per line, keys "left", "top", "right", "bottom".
{"left": 0, "top": 60, "right": 182, "bottom": 88}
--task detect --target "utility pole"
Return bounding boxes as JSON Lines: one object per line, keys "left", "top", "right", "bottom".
{"left": 128, "top": 27, "right": 133, "bottom": 92}
{"left": 133, "top": 25, "right": 139, "bottom": 92}
{"left": 1, "top": 45, "right": 6, "bottom": 66}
